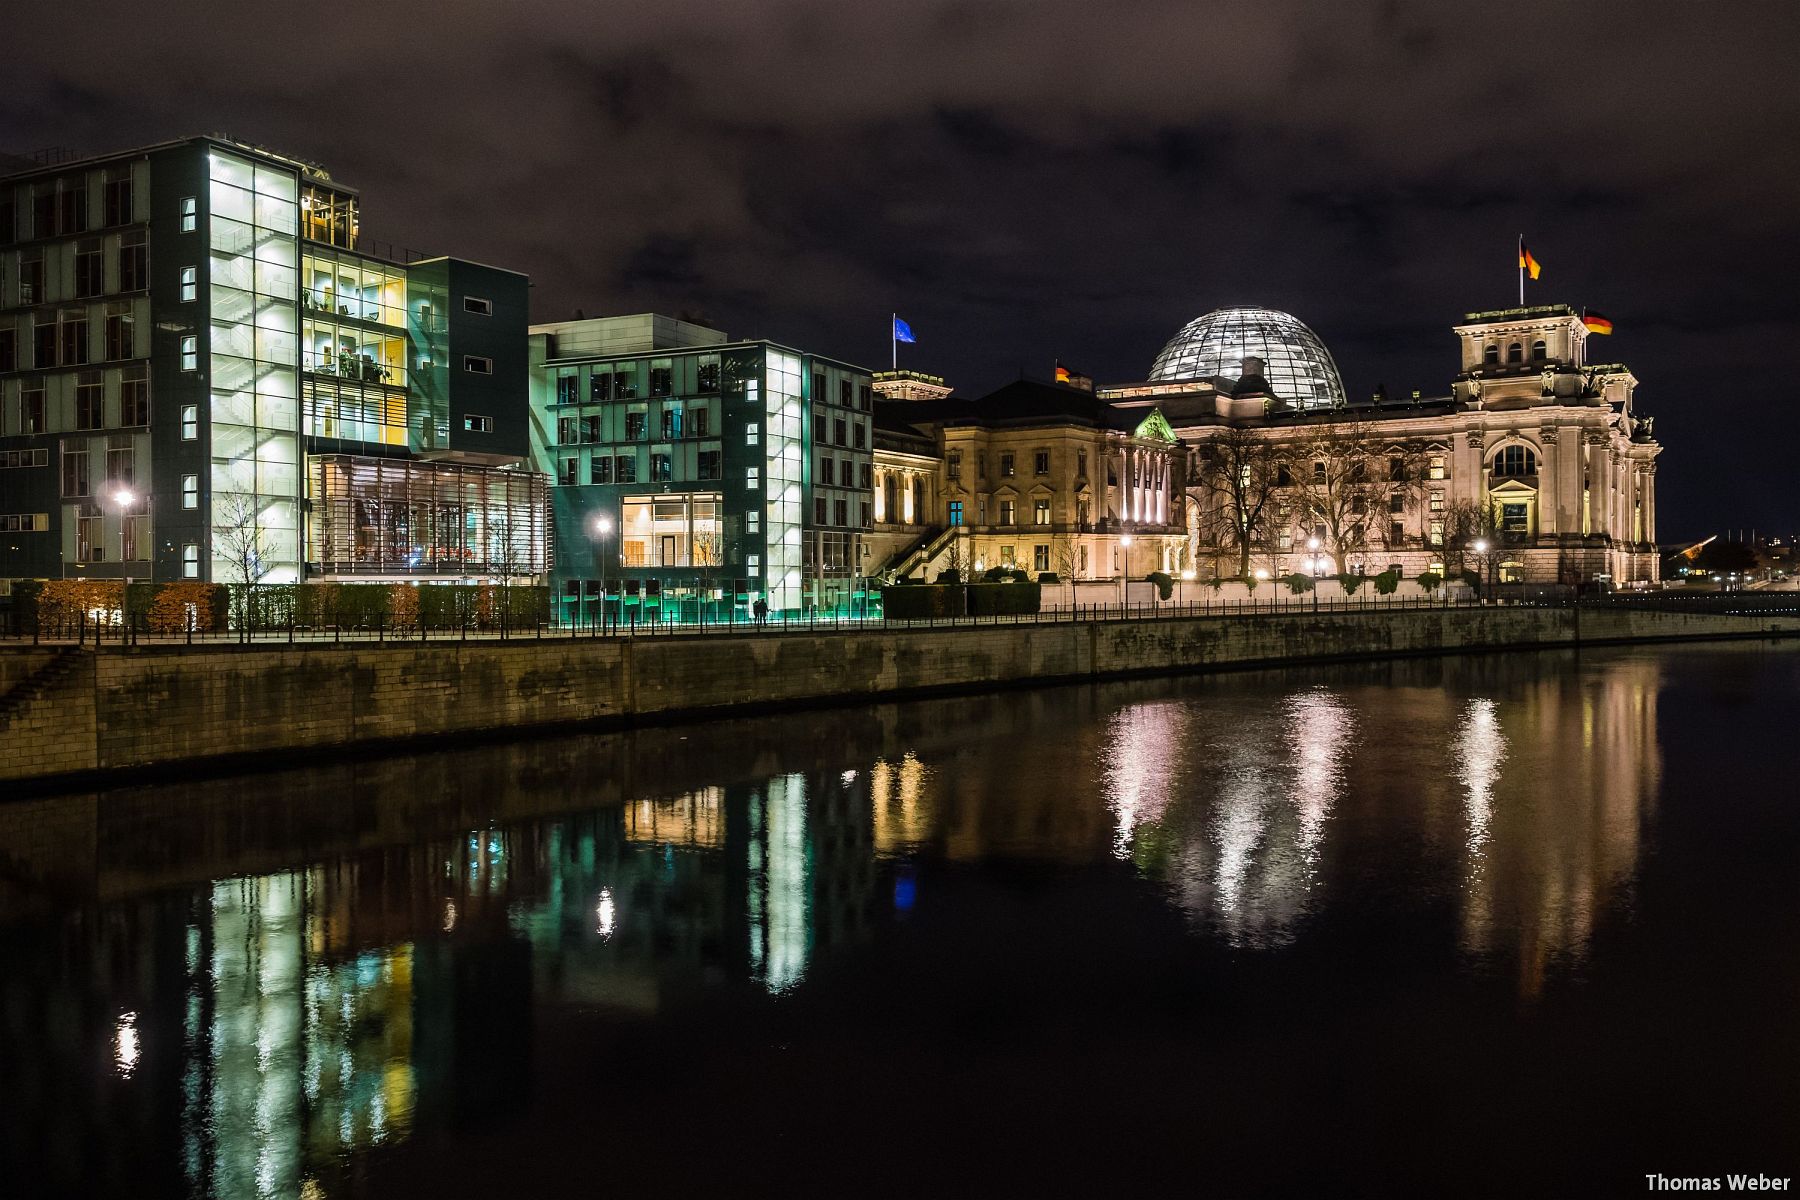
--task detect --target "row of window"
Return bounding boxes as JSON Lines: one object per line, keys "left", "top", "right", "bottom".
{"left": 554, "top": 358, "right": 724, "bottom": 404}
{"left": 0, "top": 170, "right": 137, "bottom": 245}
{"left": 814, "top": 372, "right": 872, "bottom": 411}
{"left": 0, "top": 513, "right": 50, "bottom": 532}
{"left": 811, "top": 408, "right": 869, "bottom": 451}
{"left": 816, "top": 457, "right": 872, "bottom": 489}
{"left": 555, "top": 405, "right": 713, "bottom": 445}
{"left": 3, "top": 367, "right": 150, "bottom": 434}
{"left": 6, "top": 229, "right": 151, "bottom": 308}
{"left": 0, "top": 448, "right": 48, "bottom": 468}
{"left": 1482, "top": 340, "right": 1549, "bottom": 366}
{"left": 811, "top": 497, "right": 873, "bottom": 528}
{"left": 557, "top": 450, "right": 724, "bottom": 486}
{"left": 0, "top": 303, "right": 144, "bottom": 371}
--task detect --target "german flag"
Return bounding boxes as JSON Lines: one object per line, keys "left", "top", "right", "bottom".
{"left": 1054, "top": 360, "right": 1080, "bottom": 384}
{"left": 1519, "top": 241, "right": 1542, "bottom": 280}
{"left": 1582, "top": 309, "right": 1614, "bottom": 335}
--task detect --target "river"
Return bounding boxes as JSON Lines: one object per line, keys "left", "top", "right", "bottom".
{"left": 3, "top": 643, "right": 1796, "bottom": 1197}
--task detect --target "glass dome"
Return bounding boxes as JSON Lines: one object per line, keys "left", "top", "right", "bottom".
{"left": 1149, "top": 306, "right": 1346, "bottom": 409}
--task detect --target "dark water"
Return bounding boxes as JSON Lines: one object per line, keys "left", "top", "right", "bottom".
{"left": 4, "top": 644, "right": 1798, "bottom": 1198}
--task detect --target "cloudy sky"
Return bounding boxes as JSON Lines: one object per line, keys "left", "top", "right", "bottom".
{"left": 10, "top": 0, "right": 1798, "bottom": 538}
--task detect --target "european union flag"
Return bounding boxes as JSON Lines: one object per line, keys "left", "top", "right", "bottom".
{"left": 893, "top": 316, "right": 916, "bottom": 344}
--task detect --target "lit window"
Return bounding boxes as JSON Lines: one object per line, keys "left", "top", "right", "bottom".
{"left": 747, "top": 554, "right": 761, "bottom": 577}
{"left": 1034, "top": 500, "right": 1050, "bottom": 525}
{"left": 180, "top": 265, "right": 196, "bottom": 303}
{"left": 181, "top": 474, "right": 198, "bottom": 509}
{"left": 179, "top": 335, "right": 197, "bottom": 372}
{"left": 180, "top": 196, "right": 197, "bottom": 233}
{"left": 747, "top": 466, "right": 759, "bottom": 490}
{"left": 1506, "top": 342, "right": 1523, "bottom": 364}
{"left": 181, "top": 404, "right": 198, "bottom": 440}
{"left": 1492, "top": 445, "right": 1537, "bottom": 477}
{"left": 1429, "top": 454, "right": 1445, "bottom": 480}
{"left": 182, "top": 543, "right": 199, "bottom": 578}
{"left": 463, "top": 415, "right": 492, "bottom": 433}
{"left": 1531, "top": 339, "right": 1547, "bottom": 361}
{"left": 747, "top": 511, "right": 760, "bottom": 533}
{"left": 1482, "top": 344, "right": 1498, "bottom": 366}
{"left": 746, "top": 422, "right": 759, "bottom": 446}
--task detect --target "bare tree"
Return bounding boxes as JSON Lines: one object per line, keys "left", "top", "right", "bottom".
{"left": 212, "top": 492, "right": 274, "bottom": 631}
{"left": 1288, "top": 423, "right": 1429, "bottom": 574}
{"left": 1190, "top": 426, "right": 1283, "bottom": 579}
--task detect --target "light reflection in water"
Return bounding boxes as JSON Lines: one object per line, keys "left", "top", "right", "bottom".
{"left": 1103, "top": 702, "right": 1188, "bottom": 860}
{"left": 1457, "top": 698, "right": 1507, "bottom": 866}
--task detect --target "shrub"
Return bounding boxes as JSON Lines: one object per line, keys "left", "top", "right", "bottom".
{"left": 1280, "top": 573, "right": 1315, "bottom": 594}
{"left": 967, "top": 581, "right": 1042, "bottom": 616}
{"left": 1145, "top": 571, "right": 1174, "bottom": 601}
{"left": 389, "top": 585, "right": 420, "bottom": 631}
{"left": 1338, "top": 573, "right": 1364, "bottom": 595}
{"left": 981, "top": 565, "right": 1011, "bottom": 583}
{"left": 1037, "top": 572, "right": 1059, "bottom": 585}
{"left": 147, "top": 583, "right": 217, "bottom": 634}
{"left": 935, "top": 568, "right": 962, "bottom": 585}
{"left": 881, "top": 583, "right": 966, "bottom": 619}
{"left": 1418, "top": 572, "right": 1443, "bottom": 590}
{"left": 1459, "top": 568, "right": 1482, "bottom": 590}
{"left": 36, "top": 580, "right": 124, "bottom": 627}
{"left": 1373, "top": 568, "right": 1401, "bottom": 595}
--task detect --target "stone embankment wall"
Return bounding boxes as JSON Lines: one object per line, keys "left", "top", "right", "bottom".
{"left": 2, "top": 607, "right": 1795, "bottom": 788}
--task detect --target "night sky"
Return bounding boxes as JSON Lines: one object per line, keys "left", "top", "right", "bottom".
{"left": 10, "top": 0, "right": 1798, "bottom": 541}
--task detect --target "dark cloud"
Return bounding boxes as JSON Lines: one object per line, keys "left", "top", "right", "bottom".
{"left": 7, "top": 0, "right": 1799, "bottom": 537}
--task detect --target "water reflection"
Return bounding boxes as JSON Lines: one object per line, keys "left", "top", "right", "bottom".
{"left": 0, "top": 646, "right": 1708, "bottom": 1196}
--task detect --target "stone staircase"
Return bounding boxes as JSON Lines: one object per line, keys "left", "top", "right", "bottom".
{"left": 878, "top": 526, "right": 961, "bottom": 581}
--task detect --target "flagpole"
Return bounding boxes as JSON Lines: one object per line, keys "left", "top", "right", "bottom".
{"left": 891, "top": 312, "right": 897, "bottom": 371}
{"left": 1517, "top": 234, "right": 1524, "bottom": 307}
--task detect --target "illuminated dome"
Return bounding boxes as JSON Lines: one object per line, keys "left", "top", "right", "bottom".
{"left": 1149, "top": 306, "right": 1346, "bottom": 409}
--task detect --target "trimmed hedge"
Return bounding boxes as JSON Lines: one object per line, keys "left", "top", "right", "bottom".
{"left": 880, "top": 583, "right": 967, "bottom": 619}
{"left": 1373, "top": 568, "right": 1401, "bottom": 595}
{"left": 966, "top": 581, "right": 1042, "bottom": 616}
{"left": 1338, "top": 573, "right": 1364, "bottom": 595}
{"left": 1145, "top": 571, "right": 1174, "bottom": 601}
{"left": 1280, "top": 573, "right": 1315, "bottom": 594}
{"left": 1418, "top": 572, "right": 1443, "bottom": 590}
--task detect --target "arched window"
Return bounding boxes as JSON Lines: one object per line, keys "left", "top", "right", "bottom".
{"left": 1507, "top": 342, "right": 1524, "bottom": 364}
{"left": 1482, "top": 344, "right": 1499, "bottom": 365}
{"left": 1492, "top": 445, "right": 1537, "bottom": 478}
{"left": 1531, "top": 339, "right": 1547, "bottom": 361}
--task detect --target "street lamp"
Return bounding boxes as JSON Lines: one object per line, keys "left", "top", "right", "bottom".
{"left": 1119, "top": 532, "right": 1134, "bottom": 611}
{"left": 592, "top": 513, "right": 614, "bottom": 628}
{"left": 112, "top": 488, "right": 137, "bottom": 603}
{"left": 1472, "top": 538, "right": 1490, "bottom": 601}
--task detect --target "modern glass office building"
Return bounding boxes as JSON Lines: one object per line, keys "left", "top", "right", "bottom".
{"left": 530, "top": 316, "right": 875, "bottom": 623}
{"left": 0, "top": 136, "right": 547, "bottom": 587}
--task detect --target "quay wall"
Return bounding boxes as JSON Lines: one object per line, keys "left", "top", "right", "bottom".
{"left": 2, "top": 607, "right": 1796, "bottom": 788}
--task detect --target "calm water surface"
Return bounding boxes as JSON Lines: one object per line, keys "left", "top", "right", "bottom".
{"left": 4, "top": 644, "right": 1798, "bottom": 1198}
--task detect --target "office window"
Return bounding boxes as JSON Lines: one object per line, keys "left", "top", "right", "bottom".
{"left": 947, "top": 451, "right": 961, "bottom": 481}
{"left": 558, "top": 458, "right": 578, "bottom": 485}
{"left": 1034, "top": 500, "right": 1050, "bottom": 525}
{"left": 649, "top": 361, "right": 672, "bottom": 396}
{"left": 1034, "top": 545, "right": 1050, "bottom": 572}
{"left": 818, "top": 457, "right": 834, "bottom": 486}
{"left": 1429, "top": 520, "right": 1445, "bottom": 546}
{"left": 1034, "top": 451, "right": 1049, "bottom": 475}
{"left": 119, "top": 230, "right": 148, "bottom": 291}
{"left": 624, "top": 410, "right": 647, "bottom": 440}
{"left": 660, "top": 407, "right": 683, "bottom": 439}
{"left": 1389, "top": 521, "right": 1406, "bottom": 545}
{"left": 858, "top": 462, "right": 871, "bottom": 489}
{"left": 20, "top": 253, "right": 44, "bottom": 305}
{"left": 555, "top": 375, "right": 579, "bottom": 405}
{"left": 589, "top": 371, "right": 611, "bottom": 402}
{"left": 746, "top": 466, "right": 759, "bottom": 490}
{"left": 859, "top": 384, "right": 871, "bottom": 410}
{"left": 697, "top": 358, "right": 721, "bottom": 392}
{"left": 464, "top": 355, "right": 493, "bottom": 374}
{"left": 580, "top": 413, "right": 601, "bottom": 443}
{"left": 861, "top": 502, "right": 871, "bottom": 528}
{"left": 833, "top": 417, "right": 846, "bottom": 446}
{"left": 180, "top": 196, "right": 197, "bottom": 233}
{"left": 61, "top": 183, "right": 88, "bottom": 235}
{"left": 463, "top": 414, "right": 492, "bottom": 433}
{"left": 834, "top": 498, "right": 848, "bottom": 526}
{"left": 105, "top": 306, "right": 134, "bottom": 360}
{"left": 180, "top": 335, "right": 197, "bottom": 372}
{"left": 839, "top": 379, "right": 852, "bottom": 406}
{"left": 61, "top": 447, "right": 89, "bottom": 497}
{"left": 0, "top": 327, "right": 13, "bottom": 373}
{"left": 1429, "top": 454, "right": 1446, "bottom": 480}
{"left": 590, "top": 456, "right": 613, "bottom": 485}
{"left": 650, "top": 452, "right": 671, "bottom": 482}
{"left": 746, "top": 422, "right": 759, "bottom": 446}
{"left": 182, "top": 474, "right": 199, "bottom": 510}
{"left": 747, "top": 554, "right": 760, "bottom": 577}
{"left": 853, "top": 423, "right": 866, "bottom": 450}
{"left": 59, "top": 311, "right": 89, "bottom": 365}
{"left": 75, "top": 373, "right": 104, "bottom": 429}
{"left": 557, "top": 416, "right": 578, "bottom": 445}
{"left": 697, "top": 450, "right": 721, "bottom": 479}
{"left": 616, "top": 454, "right": 638, "bottom": 483}
{"left": 104, "top": 174, "right": 133, "bottom": 227}
{"left": 1390, "top": 493, "right": 1406, "bottom": 514}
{"left": 813, "top": 371, "right": 826, "bottom": 401}
{"left": 815, "top": 497, "right": 828, "bottom": 524}
{"left": 180, "top": 265, "right": 197, "bottom": 303}
{"left": 1429, "top": 490, "right": 1445, "bottom": 512}
{"left": 181, "top": 404, "right": 199, "bottom": 440}
{"left": 1000, "top": 500, "right": 1015, "bottom": 525}
{"left": 1000, "top": 452, "right": 1015, "bottom": 477}
{"left": 75, "top": 242, "right": 103, "bottom": 297}
{"left": 747, "top": 511, "right": 760, "bottom": 533}
{"left": 463, "top": 296, "right": 492, "bottom": 316}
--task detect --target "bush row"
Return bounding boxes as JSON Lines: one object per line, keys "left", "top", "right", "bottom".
{"left": 5, "top": 579, "right": 551, "bottom": 631}
{"left": 879, "top": 581, "right": 1042, "bottom": 618}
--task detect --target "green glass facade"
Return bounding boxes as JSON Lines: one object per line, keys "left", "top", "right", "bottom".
{"left": 531, "top": 329, "right": 875, "bottom": 622}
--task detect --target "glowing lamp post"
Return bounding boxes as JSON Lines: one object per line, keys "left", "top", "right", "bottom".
{"left": 1119, "top": 532, "right": 1134, "bottom": 610}
{"left": 113, "top": 488, "right": 137, "bottom": 594}
{"left": 592, "top": 513, "right": 614, "bottom": 627}
{"left": 1472, "top": 538, "right": 1489, "bottom": 600}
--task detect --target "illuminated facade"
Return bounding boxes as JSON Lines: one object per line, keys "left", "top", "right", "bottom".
{"left": 1149, "top": 306, "right": 1346, "bottom": 409}
{"left": 1107, "top": 304, "right": 1662, "bottom": 585}
{"left": 530, "top": 315, "right": 875, "bottom": 620}
{"left": 869, "top": 378, "right": 1191, "bottom": 581}
{"left": 0, "top": 136, "right": 546, "bottom": 586}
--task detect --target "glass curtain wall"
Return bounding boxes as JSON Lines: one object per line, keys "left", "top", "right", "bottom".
{"left": 208, "top": 151, "right": 301, "bottom": 583}
{"left": 307, "top": 456, "right": 548, "bottom": 578}
{"left": 765, "top": 351, "right": 804, "bottom": 612}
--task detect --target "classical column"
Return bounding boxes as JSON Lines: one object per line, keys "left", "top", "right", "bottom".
{"left": 1642, "top": 464, "right": 1657, "bottom": 545}
{"left": 1539, "top": 427, "right": 1561, "bottom": 535}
